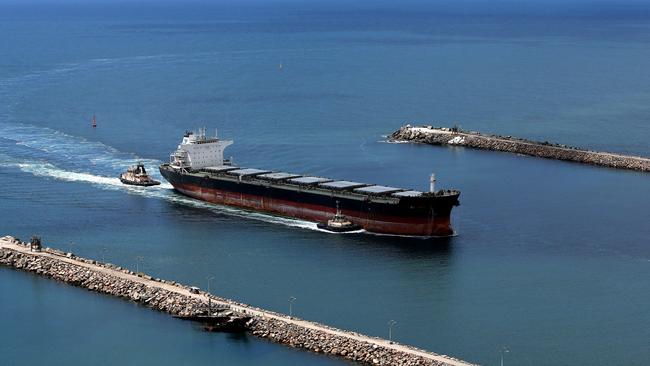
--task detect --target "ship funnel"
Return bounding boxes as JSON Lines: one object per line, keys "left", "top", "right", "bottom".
{"left": 429, "top": 173, "right": 436, "bottom": 193}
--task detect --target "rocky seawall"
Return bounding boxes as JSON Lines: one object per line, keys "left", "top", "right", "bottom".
{"left": 390, "top": 125, "right": 650, "bottom": 172}
{"left": 0, "top": 236, "right": 475, "bottom": 366}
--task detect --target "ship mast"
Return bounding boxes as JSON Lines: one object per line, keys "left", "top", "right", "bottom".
{"left": 92, "top": 114, "right": 97, "bottom": 128}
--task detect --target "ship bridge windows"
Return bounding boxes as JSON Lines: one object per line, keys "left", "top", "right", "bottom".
{"left": 318, "top": 180, "right": 369, "bottom": 190}
{"left": 354, "top": 185, "right": 404, "bottom": 195}
{"left": 288, "top": 176, "right": 333, "bottom": 186}
{"left": 227, "top": 168, "right": 272, "bottom": 177}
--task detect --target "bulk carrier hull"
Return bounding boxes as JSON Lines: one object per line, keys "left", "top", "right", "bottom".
{"left": 160, "top": 164, "right": 460, "bottom": 237}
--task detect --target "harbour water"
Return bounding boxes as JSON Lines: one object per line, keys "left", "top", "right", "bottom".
{"left": 1, "top": 1, "right": 650, "bottom": 365}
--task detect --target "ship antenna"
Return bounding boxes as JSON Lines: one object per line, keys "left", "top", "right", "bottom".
{"left": 336, "top": 200, "right": 341, "bottom": 216}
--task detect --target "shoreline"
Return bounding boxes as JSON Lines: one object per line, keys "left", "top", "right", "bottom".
{"left": 0, "top": 236, "right": 476, "bottom": 366}
{"left": 389, "top": 125, "right": 650, "bottom": 172}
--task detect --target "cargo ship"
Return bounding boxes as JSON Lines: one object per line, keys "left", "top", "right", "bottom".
{"left": 159, "top": 129, "right": 460, "bottom": 237}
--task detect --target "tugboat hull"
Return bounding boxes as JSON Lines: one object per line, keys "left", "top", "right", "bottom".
{"left": 119, "top": 163, "right": 161, "bottom": 186}
{"left": 316, "top": 222, "right": 362, "bottom": 233}
{"left": 119, "top": 177, "right": 161, "bottom": 186}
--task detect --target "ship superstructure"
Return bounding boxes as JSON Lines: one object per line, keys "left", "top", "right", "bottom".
{"left": 160, "top": 129, "right": 460, "bottom": 236}
{"left": 170, "top": 128, "right": 233, "bottom": 170}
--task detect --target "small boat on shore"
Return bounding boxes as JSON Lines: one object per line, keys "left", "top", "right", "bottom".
{"left": 119, "top": 163, "right": 160, "bottom": 186}
{"left": 317, "top": 203, "right": 362, "bottom": 233}
{"left": 174, "top": 307, "right": 254, "bottom": 333}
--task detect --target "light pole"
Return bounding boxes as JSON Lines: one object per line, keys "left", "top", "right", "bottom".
{"left": 388, "top": 320, "right": 397, "bottom": 343}
{"left": 135, "top": 256, "right": 144, "bottom": 273}
{"left": 288, "top": 296, "right": 296, "bottom": 318}
{"left": 206, "top": 276, "right": 215, "bottom": 315}
{"left": 500, "top": 346, "right": 509, "bottom": 366}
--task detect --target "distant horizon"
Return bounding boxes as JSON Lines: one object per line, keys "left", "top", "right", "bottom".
{"left": 2, "top": 0, "right": 650, "bottom": 21}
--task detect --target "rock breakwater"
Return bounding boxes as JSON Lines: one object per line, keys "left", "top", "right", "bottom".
{"left": 0, "top": 236, "right": 475, "bottom": 366}
{"left": 0, "top": 236, "right": 205, "bottom": 316}
{"left": 390, "top": 125, "right": 650, "bottom": 172}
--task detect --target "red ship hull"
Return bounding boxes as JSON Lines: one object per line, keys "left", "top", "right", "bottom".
{"left": 173, "top": 182, "right": 455, "bottom": 237}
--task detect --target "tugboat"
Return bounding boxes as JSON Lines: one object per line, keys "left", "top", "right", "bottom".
{"left": 317, "top": 202, "right": 362, "bottom": 233}
{"left": 119, "top": 163, "right": 160, "bottom": 186}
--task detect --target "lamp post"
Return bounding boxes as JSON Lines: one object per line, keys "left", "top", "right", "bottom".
{"left": 388, "top": 320, "right": 397, "bottom": 343}
{"left": 206, "top": 276, "right": 215, "bottom": 315}
{"left": 135, "top": 256, "right": 144, "bottom": 273}
{"left": 500, "top": 346, "right": 509, "bottom": 366}
{"left": 288, "top": 296, "right": 296, "bottom": 318}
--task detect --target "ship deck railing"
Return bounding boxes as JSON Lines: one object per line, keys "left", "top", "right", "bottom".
{"left": 186, "top": 168, "right": 457, "bottom": 200}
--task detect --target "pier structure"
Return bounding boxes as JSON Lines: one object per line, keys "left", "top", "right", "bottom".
{"left": 0, "top": 236, "right": 475, "bottom": 366}
{"left": 390, "top": 125, "right": 650, "bottom": 172}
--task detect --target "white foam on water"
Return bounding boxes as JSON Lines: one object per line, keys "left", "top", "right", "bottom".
{"left": 314, "top": 228, "right": 366, "bottom": 235}
{"left": 3, "top": 123, "right": 161, "bottom": 170}
{"left": 0, "top": 57, "right": 371, "bottom": 235}
{"left": 382, "top": 140, "right": 412, "bottom": 144}
{"left": 365, "top": 231, "right": 457, "bottom": 239}
{"left": 17, "top": 162, "right": 123, "bottom": 187}
{"left": 2, "top": 130, "right": 418, "bottom": 237}
{"left": 2, "top": 157, "right": 319, "bottom": 232}
{"left": 0, "top": 121, "right": 317, "bottom": 232}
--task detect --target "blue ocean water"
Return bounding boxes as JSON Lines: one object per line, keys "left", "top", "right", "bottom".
{"left": 1, "top": 2, "right": 649, "bottom": 365}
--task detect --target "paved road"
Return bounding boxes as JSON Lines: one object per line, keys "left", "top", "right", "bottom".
{"left": 1, "top": 239, "right": 476, "bottom": 366}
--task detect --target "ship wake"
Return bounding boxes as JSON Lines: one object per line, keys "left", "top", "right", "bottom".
{"left": 0, "top": 122, "right": 440, "bottom": 237}
{"left": 0, "top": 153, "right": 326, "bottom": 233}
{"left": 0, "top": 58, "right": 370, "bottom": 236}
